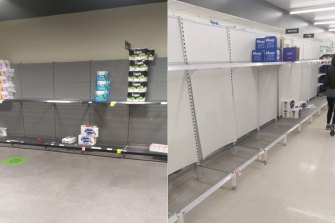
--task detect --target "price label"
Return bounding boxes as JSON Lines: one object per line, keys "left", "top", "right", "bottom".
{"left": 110, "top": 101, "right": 116, "bottom": 107}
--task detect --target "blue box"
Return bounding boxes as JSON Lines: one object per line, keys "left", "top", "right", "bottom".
{"left": 252, "top": 51, "right": 264, "bottom": 62}
{"left": 283, "top": 47, "right": 300, "bottom": 61}
{"left": 96, "top": 71, "right": 109, "bottom": 81}
{"left": 256, "top": 38, "right": 266, "bottom": 51}
{"left": 96, "top": 81, "right": 110, "bottom": 91}
{"left": 95, "top": 90, "right": 110, "bottom": 102}
{"left": 264, "top": 49, "right": 280, "bottom": 62}
{"left": 265, "top": 36, "right": 278, "bottom": 50}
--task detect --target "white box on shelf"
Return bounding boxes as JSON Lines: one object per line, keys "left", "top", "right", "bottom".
{"left": 0, "top": 127, "right": 7, "bottom": 137}
{"left": 78, "top": 134, "right": 97, "bottom": 146}
{"left": 81, "top": 125, "right": 99, "bottom": 137}
{"left": 290, "top": 108, "right": 302, "bottom": 119}
{"left": 62, "top": 136, "right": 77, "bottom": 144}
{"left": 149, "top": 144, "right": 168, "bottom": 154}
{"left": 282, "top": 99, "right": 295, "bottom": 111}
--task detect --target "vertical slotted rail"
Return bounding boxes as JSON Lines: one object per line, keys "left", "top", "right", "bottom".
{"left": 227, "top": 28, "right": 238, "bottom": 142}
{"left": 18, "top": 63, "right": 26, "bottom": 137}
{"left": 179, "top": 17, "right": 203, "bottom": 164}
{"left": 257, "top": 67, "right": 261, "bottom": 131}
{"left": 52, "top": 62, "right": 57, "bottom": 138}
{"left": 89, "top": 60, "right": 92, "bottom": 125}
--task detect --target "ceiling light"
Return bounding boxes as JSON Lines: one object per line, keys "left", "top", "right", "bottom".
{"left": 329, "top": 29, "right": 335, "bottom": 32}
{"left": 290, "top": 6, "right": 335, "bottom": 14}
{"left": 314, "top": 21, "right": 335, "bottom": 25}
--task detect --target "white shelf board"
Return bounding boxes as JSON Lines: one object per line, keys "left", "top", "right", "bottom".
{"left": 168, "top": 59, "right": 331, "bottom": 71}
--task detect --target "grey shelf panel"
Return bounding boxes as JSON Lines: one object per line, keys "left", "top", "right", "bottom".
{"left": 169, "top": 166, "right": 229, "bottom": 214}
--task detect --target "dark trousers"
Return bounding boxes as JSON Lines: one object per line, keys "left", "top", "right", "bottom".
{"left": 327, "top": 97, "right": 335, "bottom": 124}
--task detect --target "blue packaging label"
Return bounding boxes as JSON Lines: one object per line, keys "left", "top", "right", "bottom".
{"left": 96, "top": 71, "right": 109, "bottom": 81}
{"left": 283, "top": 48, "right": 298, "bottom": 61}
{"left": 252, "top": 51, "right": 264, "bottom": 62}
{"left": 95, "top": 90, "right": 110, "bottom": 102}
{"left": 256, "top": 38, "right": 266, "bottom": 51}
{"left": 264, "top": 50, "right": 279, "bottom": 62}
{"left": 96, "top": 81, "right": 110, "bottom": 91}
{"left": 265, "top": 36, "right": 278, "bottom": 50}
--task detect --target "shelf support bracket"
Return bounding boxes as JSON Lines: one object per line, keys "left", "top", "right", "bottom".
{"left": 177, "top": 214, "right": 184, "bottom": 223}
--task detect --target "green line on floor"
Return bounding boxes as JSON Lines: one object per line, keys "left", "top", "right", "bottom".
{"left": 2, "top": 157, "right": 29, "bottom": 166}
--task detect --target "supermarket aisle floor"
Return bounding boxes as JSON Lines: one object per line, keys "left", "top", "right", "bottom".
{"left": 186, "top": 110, "right": 335, "bottom": 223}
{"left": 0, "top": 147, "right": 166, "bottom": 223}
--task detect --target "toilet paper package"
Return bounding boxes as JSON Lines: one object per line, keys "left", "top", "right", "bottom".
{"left": 78, "top": 134, "right": 97, "bottom": 146}
{"left": 81, "top": 125, "right": 99, "bottom": 137}
{"left": 264, "top": 49, "right": 281, "bottom": 62}
{"left": 96, "top": 81, "right": 110, "bottom": 91}
{"left": 290, "top": 108, "right": 302, "bottom": 119}
{"left": 147, "top": 50, "right": 155, "bottom": 61}
{"left": 282, "top": 99, "right": 295, "bottom": 110}
{"left": 0, "top": 127, "right": 7, "bottom": 137}
{"left": 295, "top": 101, "right": 308, "bottom": 110}
{"left": 256, "top": 38, "right": 266, "bottom": 51}
{"left": 252, "top": 51, "right": 264, "bottom": 62}
{"left": 62, "top": 136, "right": 77, "bottom": 144}
{"left": 129, "top": 48, "right": 149, "bottom": 60}
{"left": 96, "top": 71, "right": 109, "bottom": 81}
{"left": 128, "top": 71, "right": 148, "bottom": 82}
{"left": 265, "top": 36, "right": 279, "bottom": 50}
{"left": 127, "top": 92, "right": 146, "bottom": 102}
{"left": 95, "top": 90, "right": 110, "bottom": 102}
{"left": 129, "top": 60, "right": 149, "bottom": 71}
{"left": 149, "top": 144, "right": 168, "bottom": 154}
{"left": 128, "top": 81, "right": 147, "bottom": 93}
{"left": 283, "top": 47, "right": 300, "bottom": 61}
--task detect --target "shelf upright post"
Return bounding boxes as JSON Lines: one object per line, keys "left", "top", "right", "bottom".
{"left": 52, "top": 62, "right": 57, "bottom": 138}
{"left": 178, "top": 17, "right": 203, "bottom": 164}
{"left": 176, "top": 214, "right": 185, "bottom": 223}
{"left": 18, "top": 63, "right": 26, "bottom": 137}
{"left": 257, "top": 67, "right": 261, "bottom": 132}
{"left": 89, "top": 60, "right": 93, "bottom": 125}
{"left": 227, "top": 28, "right": 238, "bottom": 144}
{"left": 231, "top": 173, "right": 237, "bottom": 190}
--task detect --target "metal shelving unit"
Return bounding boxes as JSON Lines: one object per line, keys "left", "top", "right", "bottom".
{"left": 0, "top": 136, "right": 167, "bottom": 160}
{"left": 168, "top": 59, "right": 331, "bottom": 72}
{"left": 1, "top": 98, "right": 167, "bottom": 105}
{"left": 169, "top": 97, "right": 327, "bottom": 222}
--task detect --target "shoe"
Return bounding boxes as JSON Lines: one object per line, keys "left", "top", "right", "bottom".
{"left": 326, "top": 124, "right": 332, "bottom": 130}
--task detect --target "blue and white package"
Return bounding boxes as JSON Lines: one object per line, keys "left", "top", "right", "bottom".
{"left": 96, "top": 71, "right": 109, "bottom": 81}
{"left": 252, "top": 51, "right": 264, "bottom": 62}
{"left": 256, "top": 38, "right": 266, "bottom": 51}
{"left": 264, "top": 49, "right": 281, "bottom": 62}
{"left": 81, "top": 125, "right": 99, "bottom": 137}
{"left": 265, "top": 36, "right": 279, "bottom": 50}
{"left": 78, "top": 134, "right": 97, "bottom": 145}
{"left": 96, "top": 81, "right": 110, "bottom": 91}
{"left": 95, "top": 90, "right": 110, "bottom": 102}
{"left": 283, "top": 47, "right": 299, "bottom": 61}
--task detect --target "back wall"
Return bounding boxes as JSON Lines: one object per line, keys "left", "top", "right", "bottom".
{"left": 0, "top": 2, "right": 167, "bottom": 63}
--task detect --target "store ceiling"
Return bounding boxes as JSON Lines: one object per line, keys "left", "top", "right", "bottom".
{"left": 0, "top": 0, "right": 165, "bottom": 21}
{"left": 266, "top": 0, "right": 335, "bottom": 28}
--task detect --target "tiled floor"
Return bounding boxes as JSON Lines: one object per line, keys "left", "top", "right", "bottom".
{"left": 0, "top": 147, "right": 167, "bottom": 223}
{"left": 186, "top": 110, "right": 335, "bottom": 223}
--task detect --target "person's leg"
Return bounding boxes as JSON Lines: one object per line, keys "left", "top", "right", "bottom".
{"left": 327, "top": 97, "right": 334, "bottom": 125}
{"left": 332, "top": 98, "right": 335, "bottom": 125}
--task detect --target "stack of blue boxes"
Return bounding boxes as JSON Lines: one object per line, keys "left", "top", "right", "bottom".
{"left": 95, "top": 71, "right": 111, "bottom": 102}
{"left": 252, "top": 36, "right": 281, "bottom": 62}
